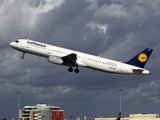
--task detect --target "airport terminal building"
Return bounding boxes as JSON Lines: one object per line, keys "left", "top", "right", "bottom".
{"left": 19, "top": 103, "right": 64, "bottom": 120}
{"left": 92, "top": 113, "right": 160, "bottom": 120}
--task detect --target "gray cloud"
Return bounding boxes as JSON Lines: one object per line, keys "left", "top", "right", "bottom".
{"left": 0, "top": 0, "right": 160, "bottom": 119}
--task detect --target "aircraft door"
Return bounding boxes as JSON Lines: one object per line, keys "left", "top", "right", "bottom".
{"left": 21, "top": 41, "right": 25, "bottom": 48}
{"left": 77, "top": 52, "right": 86, "bottom": 62}
{"left": 47, "top": 48, "right": 51, "bottom": 54}
{"left": 120, "top": 64, "right": 125, "bottom": 73}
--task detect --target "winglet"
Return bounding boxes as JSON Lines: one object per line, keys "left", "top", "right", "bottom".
{"left": 125, "top": 48, "right": 153, "bottom": 68}
{"left": 116, "top": 112, "right": 121, "bottom": 120}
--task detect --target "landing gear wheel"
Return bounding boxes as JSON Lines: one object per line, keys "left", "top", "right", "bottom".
{"left": 68, "top": 67, "right": 73, "bottom": 72}
{"left": 74, "top": 68, "right": 79, "bottom": 73}
{"left": 20, "top": 56, "right": 24, "bottom": 59}
{"left": 20, "top": 52, "right": 25, "bottom": 59}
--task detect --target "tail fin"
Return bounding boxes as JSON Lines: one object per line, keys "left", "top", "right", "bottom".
{"left": 125, "top": 48, "right": 153, "bottom": 68}
{"left": 116, "top": 112, "right": 121, "bottom": 120}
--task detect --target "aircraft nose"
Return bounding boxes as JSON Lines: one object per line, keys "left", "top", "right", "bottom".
{"left": 10, "top": 42, "right": 14, "bottom": 47}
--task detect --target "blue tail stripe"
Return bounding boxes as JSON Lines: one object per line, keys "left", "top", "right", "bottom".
{"left": 125, "top": 48, "right": 153, "bottom": 68}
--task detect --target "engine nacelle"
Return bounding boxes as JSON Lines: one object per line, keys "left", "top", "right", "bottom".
{"left": 48, "top": 56, "right": 63, "bottom": 65}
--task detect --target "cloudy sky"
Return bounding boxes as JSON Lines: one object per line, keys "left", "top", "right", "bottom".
{"left": 1, "top": 0, "right": 160, "bottom": 119}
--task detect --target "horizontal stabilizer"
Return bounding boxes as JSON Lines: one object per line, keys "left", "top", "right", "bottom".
{"left": 132, "top": 69, "right": 144, "bottom": 74}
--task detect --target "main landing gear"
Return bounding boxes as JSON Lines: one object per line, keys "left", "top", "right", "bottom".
{"left": 68, "top": 67, "right": 79, "bottom": 73}
{"left": 20, "top": 52, "right": 25, "bottom": 59}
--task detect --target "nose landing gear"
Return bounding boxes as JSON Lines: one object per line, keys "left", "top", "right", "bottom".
{"left": 20, "top": 52, "right": 25, "bottom": 59}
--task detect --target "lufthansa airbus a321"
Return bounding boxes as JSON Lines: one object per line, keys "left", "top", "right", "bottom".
{"left": 10, "top": 39, "right": 153, "bottom": 74}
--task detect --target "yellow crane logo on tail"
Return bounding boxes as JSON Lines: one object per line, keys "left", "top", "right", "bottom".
{"left": 138, "top": 53, "right": 148, "bottom": 62}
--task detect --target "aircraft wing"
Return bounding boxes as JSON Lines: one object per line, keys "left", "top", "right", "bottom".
{"left": 62, "top": 53, "right": 77, "bottom": 67}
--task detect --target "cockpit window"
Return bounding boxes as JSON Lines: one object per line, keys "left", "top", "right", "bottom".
{"left": 15, "top": 40, "right": 19, "bottom": 43}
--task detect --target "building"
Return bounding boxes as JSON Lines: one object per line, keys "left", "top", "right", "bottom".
{"left": 92, "top": 113, "right": 160, "bottom": 120}
{"left": 19, "top": 103, "right": 64, "bottom": 120}
{"left": 129, "top": 113, "right": 160, "bottom": 120}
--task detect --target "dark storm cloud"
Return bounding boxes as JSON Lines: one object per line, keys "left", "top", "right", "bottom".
{"left": 0, "top": 0, "right": 160, "bottom": 119}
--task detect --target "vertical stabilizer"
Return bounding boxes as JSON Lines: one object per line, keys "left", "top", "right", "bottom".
{"left": 125, "top": 48, "right": 153, "bottom": 68}
{"left": 116, "top": 112, "right": 121, "bottom": 120}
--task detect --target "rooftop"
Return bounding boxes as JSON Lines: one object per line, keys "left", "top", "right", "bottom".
{"left": 24, "top": 103, "right": 61, "bottom": 110}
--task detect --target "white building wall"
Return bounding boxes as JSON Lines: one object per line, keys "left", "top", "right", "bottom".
{"left": 41, "top": 110, "right": 53, "bottom": 120}
{"left": 129, "top": 118, "right": 160, "bottom": 120}
{"left": 93, "top": 118, "right": 129, "bottom": 120}
{"left": 93, "top": 118, "right": 160, "bottom": 120}
{"left": 130, "top": 114, "right": 159, "bottom": 118}
{"left": 93, "top": 114, "right": 160, "bottom": 120}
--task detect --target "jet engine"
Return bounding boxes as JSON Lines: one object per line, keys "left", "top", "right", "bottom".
{"left": 48, "top": 56, "right": 63, "bottom": 65}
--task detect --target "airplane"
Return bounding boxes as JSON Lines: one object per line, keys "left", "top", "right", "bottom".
{"left": 10, "top": 39, "right": 153, "bottom": 74}
{"left": 116, "top": 112, "right": 121, "bottom": 120}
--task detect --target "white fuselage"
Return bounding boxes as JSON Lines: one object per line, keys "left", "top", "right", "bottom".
{"left": 10, "top": 39, "right": 150, "bottom": 74}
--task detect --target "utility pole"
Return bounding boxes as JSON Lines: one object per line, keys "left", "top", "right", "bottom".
{"left": 118, "top": 89, "right": 122, "bottom": 112}
{"left": 17, "top": 92, "right": 21, "bottom": 120}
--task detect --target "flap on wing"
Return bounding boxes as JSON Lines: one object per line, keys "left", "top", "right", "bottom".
{"left": 62, "top": 53, "right": 77, "bottom": 66}
{"left": 132, "top": 69, "right": 144, "bottom": 74}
